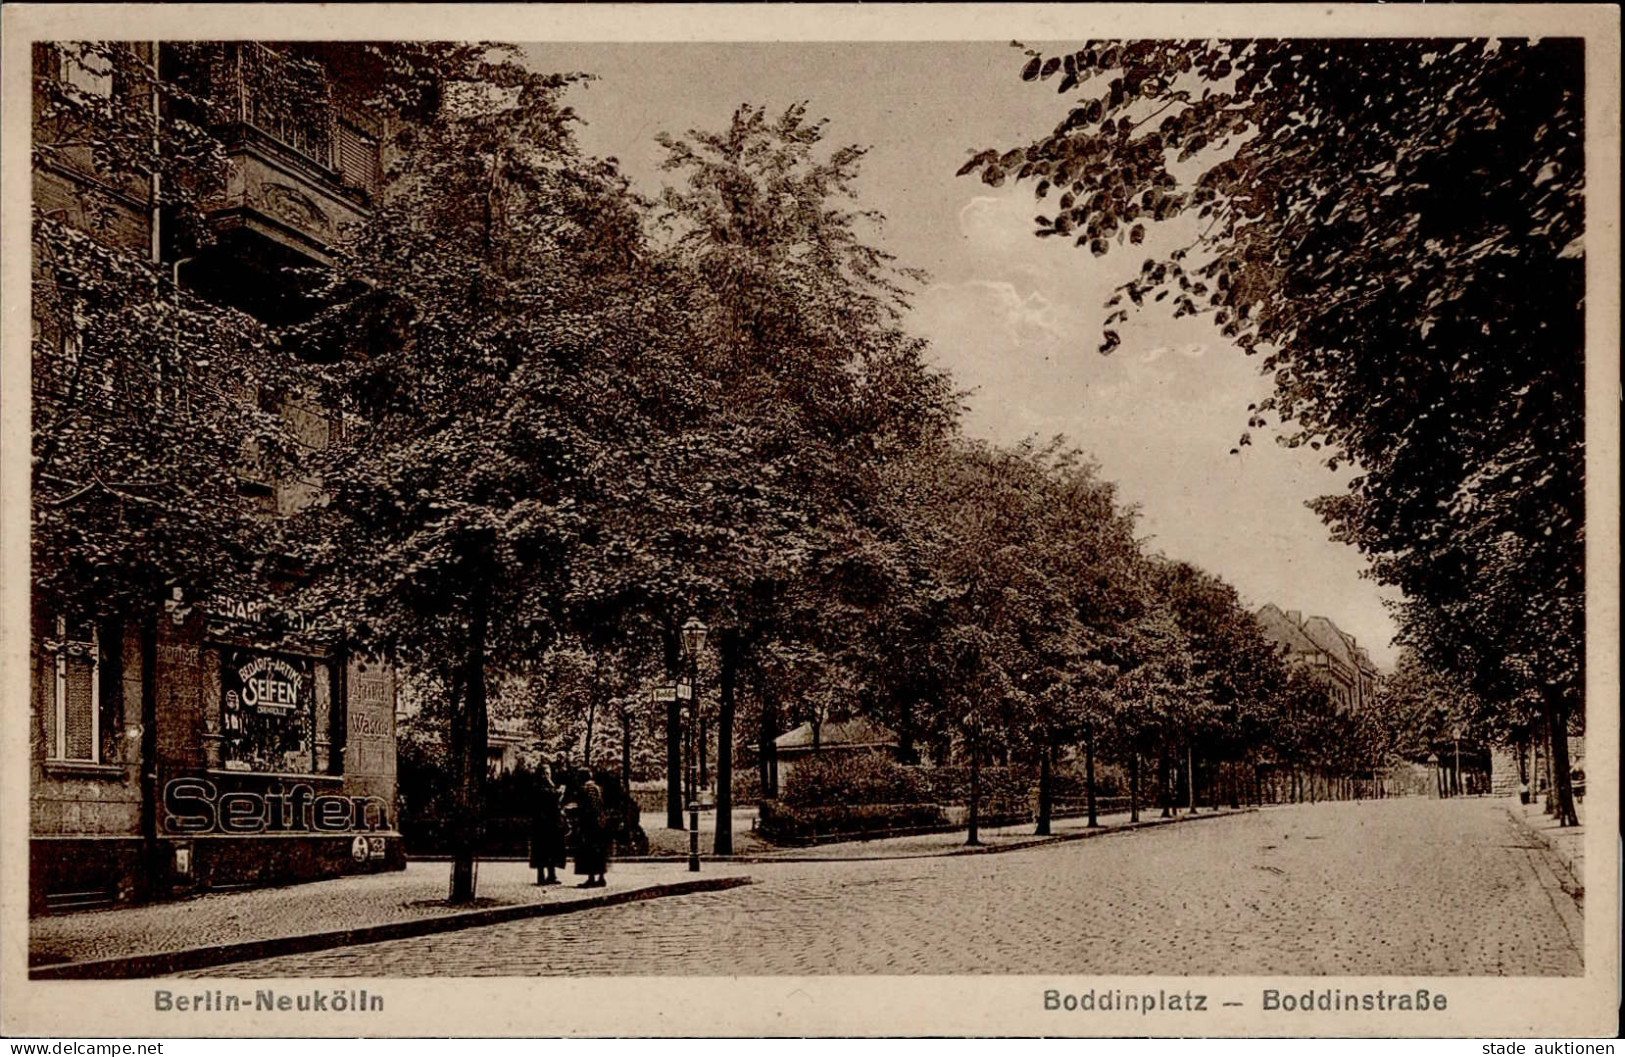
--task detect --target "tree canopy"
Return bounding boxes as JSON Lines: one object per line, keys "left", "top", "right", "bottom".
{"left": 964, "top": 37, "right": 1585, "bottom": 822}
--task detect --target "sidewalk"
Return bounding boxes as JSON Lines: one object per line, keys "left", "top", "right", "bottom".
{"left": 1505, "top": 794, "right": 1586, "bottom": 894}
{"left": 30, "top": 859, "right": 751, "bottom": 979}
{"left": 30, "top": 803, "right": 1249, "bottom": 978}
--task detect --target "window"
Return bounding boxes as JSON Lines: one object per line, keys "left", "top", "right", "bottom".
{"left": 45, "top": 618, "right": 99, "bottom": 762}
{"left": 219, "top": 648, "right": 317, "bottom": 774}
{"left": 59, "top": 45, "right": 114, "bottom": 98}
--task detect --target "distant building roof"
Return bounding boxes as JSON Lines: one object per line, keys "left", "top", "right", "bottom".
{"left": 1259, "top": 603, "right": 1384, "bottom": 674}
{"left": 1255, "top": 603, "right": 1322, "bottom": 657}
{"left": 1300, "top": 615, "right": 1359, "bottom": 676}
{"left": 775, "top": 717, "right": 897, "bottom": 753}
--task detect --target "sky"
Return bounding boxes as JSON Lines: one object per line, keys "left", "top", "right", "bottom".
{"left": 522, "top": 41, "right": 1402, "bottom": 667}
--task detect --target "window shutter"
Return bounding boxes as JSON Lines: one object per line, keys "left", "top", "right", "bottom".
{"left": 337, "top": 121, "right": 380, "bottom": 194}
{"left": 43, "top": 654, "right": 60, "bottom": 756}
{"left": 62, "top": 652, "right": 96, "bottom": 760}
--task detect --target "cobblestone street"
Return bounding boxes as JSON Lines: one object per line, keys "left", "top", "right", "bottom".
{"left": 196, "top": 797, "right": 1581, "bottom": 977}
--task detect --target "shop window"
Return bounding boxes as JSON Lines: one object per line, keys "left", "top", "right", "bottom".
{"left": 45, "top": 618, "right": 99, "bottom": 762}
{"left": 219, "top": 648, "right": 317, "bottom": 774}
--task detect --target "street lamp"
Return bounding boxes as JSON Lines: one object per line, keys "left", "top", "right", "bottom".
{"left": 680, "top": 616, "right": 709, "bottom": 660}
{"left": 680, "top": 617, "right": 708, "bottom": 871}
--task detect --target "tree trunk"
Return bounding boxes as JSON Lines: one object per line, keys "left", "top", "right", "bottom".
{"left": 581, "top": 653, "right": 601, "bottom": 769}
{"left": 666, "top": 696, "right": 684, "bottom": 829}
{"left": 1129, "top": 750, "right": 1140, "bottom": 823}
{"left": 665, "top": 627, "right": 683, "bottom": 830}
{"left": 897, "top": 696, "right": 919, "bottom": 766}
{"left": 1187, "top": 744, "right": 1196, "bottom": 812}
{"left": 1158, "top": 746, "right": 1172, "bottom": 818}
{"left": 757, "top": 671, "right": 777, "bottom": 798}
{"left": 714, "top": 633, "right": 738, "bottom": 857}
{"left": 1035, "top": 739, "right": 1052, "bottom": 836}
{"left": 1084, "top": 732, "right": 1098, "bottom": 828}
{"left": 1545, "top": 697, "right": 1580, "bottom": 827}
{"left": 1541, "top": 714, "right": 1556, "bottom": 815}
{"left": 620, "top": 709, "right": 632, "bottom": 795}
{"left": 699, "top": 713, "right": 708, "bottom": 792}
{"left": 966, "top": 729, "right": 981, "bottom": 846}
{"left": 449, "top": 576, "right": 490, "bottom": 905}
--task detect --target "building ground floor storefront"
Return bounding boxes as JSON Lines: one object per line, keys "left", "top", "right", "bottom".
{"left": 29, "top": 598, "right": 404, "bottom": 914}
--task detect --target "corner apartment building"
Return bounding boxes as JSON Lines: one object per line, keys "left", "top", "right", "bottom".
{"left": 30, "top": 42, "right": 403, "bottom": 913}
{"left": 1255, "top": 603, "right": 1380, "bottom": 714}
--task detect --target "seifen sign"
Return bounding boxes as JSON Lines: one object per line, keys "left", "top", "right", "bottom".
{"left": 162, "top": 778, "right": 390, "bottom": 835}
{"left": 235, "top": 655, "right": 305, "bottom": 713}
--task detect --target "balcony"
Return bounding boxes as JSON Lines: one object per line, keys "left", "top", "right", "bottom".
{"left": 174, "top": 43, "right": 383, "bottom": 323}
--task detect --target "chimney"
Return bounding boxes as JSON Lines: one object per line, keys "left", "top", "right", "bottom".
{"left": 1286, "top": 610, "right": 1302, "bottom": 627}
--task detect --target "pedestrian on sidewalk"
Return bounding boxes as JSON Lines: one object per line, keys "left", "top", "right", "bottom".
{"left": 568, "top": 771, "right": 610, "bottom": 888}
{"left": 577, "top": 772, "right": 610, "bottom": 888}
{"left": 530, "top": 761, "right": 566, "bottom": 886}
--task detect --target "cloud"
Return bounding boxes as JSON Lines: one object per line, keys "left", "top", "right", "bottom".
{"left": 963, "top": 279, "right": 1062, "bottom": 347}
{"left": 956, "top": 195, "right": 1041, "bottom": 258}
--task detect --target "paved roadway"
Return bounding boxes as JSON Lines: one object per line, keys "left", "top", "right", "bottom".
{"left": 192, "top": 797, "right": 1582, "bottom": 977}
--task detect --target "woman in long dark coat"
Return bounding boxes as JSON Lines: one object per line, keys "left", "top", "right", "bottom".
{"left": 570, "top": 773, "right": 609, "bottom": 888}
{"left": 529, "top": 763, "right": 565, "bottom": 886}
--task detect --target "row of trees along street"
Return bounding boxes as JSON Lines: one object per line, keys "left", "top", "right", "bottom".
{"left": 32, "top": 40, "right": 1585, "bottom": 902}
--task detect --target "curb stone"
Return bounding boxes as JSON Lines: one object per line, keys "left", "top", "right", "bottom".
{"left": 1499, "top": 803, "right": 1584, "bottom": 960}
{"left": 416, "top": 807, "right": 1257, "bottom": 865}
{"left": 620, "top": 805, "right": 1258, "bottom": 864}
{"left": 29, "top": 875, "right": 752, "bottom": 981}
{"left": 1501, "top": 801, "right": 1584, "bottom": 898}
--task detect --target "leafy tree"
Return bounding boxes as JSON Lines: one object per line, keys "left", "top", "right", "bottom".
{"left": 32, "top": 42, "right": 301, "bottom": 629}
{"left": 967, "top": 38, "right": 1584, "bottom": 823}
{"left": 652, "top": 103, "right": 956, "bottom": 855}
{"left": 1153, "top": 559, "right": 1284, "bottom": 809}
{"left": 292, "top": 46, "right": 672, "bottom": 900}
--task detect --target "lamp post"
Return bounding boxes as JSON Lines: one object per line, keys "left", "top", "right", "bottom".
{"left": 680, "top": 617, "right": 708, "bottom": 872}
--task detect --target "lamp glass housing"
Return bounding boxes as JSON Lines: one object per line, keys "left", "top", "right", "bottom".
{"left": 680, "top": 617, "right": 709, "bottom": 659}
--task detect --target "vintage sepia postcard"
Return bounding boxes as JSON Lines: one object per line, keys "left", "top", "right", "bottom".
{"left": 1, "top": 2, "right": 1618, "bottom": 1039}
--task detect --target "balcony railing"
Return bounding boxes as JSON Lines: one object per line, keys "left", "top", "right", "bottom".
{"left": 207, "top": 43, "right": 383, "bottom": 200}
{"left": 220, "top": 42, "right": 339, "bottom": 172}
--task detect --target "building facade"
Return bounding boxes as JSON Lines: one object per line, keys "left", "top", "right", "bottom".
{"left": 30, "top": 42, "right": 403, "bottom": 913}
{"left": 1255, "top": 603, "right": 1381, "bottom": 714}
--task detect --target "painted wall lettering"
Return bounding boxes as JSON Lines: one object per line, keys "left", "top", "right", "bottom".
{"left": 161, "top": 778, "right": 390, "bottom": 835}
{"left": 349, "top": 710, "right": 390, "bottom": 739}
{"left": 163, "top": 778, "right": 218, "bottom": 833}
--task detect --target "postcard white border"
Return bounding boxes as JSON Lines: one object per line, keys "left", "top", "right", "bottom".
{"left": 2, "top": 3, "right": 1617, "bottom": 1038}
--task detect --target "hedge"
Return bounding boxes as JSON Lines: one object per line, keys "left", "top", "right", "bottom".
{"left": 757, "top": 799, "right": 947, "bottom": 844}
{"left": 781, "top": 752, "right": 931, "bottom": 807}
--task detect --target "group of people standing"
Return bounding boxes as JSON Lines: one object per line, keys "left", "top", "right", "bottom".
{"left": 528, "top": 762, "right": 613, "bottom": 888}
